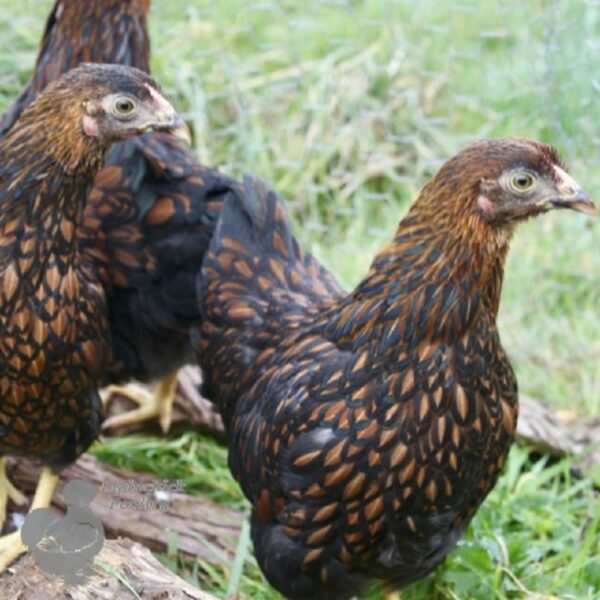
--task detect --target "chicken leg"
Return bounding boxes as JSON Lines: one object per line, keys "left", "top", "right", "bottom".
{"left": 0, "top": 467, "right": 59, "bottom": 572}
{"left": 0, "top": 458, "right": 28, "bottom": 532}
{"left": 101, "top": 372, "right": 178, "bottom": 433}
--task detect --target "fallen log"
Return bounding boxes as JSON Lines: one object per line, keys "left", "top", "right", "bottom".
{"left": 517, "top": 394, "right": 599, "bottom": 476}
{"left": 1, "top": 537, "right": 218, "bottom": 599}
{"left": 6, "top": 454, "right": 244, "bottom": 562}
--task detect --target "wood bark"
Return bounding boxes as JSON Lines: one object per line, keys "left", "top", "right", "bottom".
{"left": 1, "top": 537, "right": 219, "bottom": 599}
{"left": 6, "top": 454, "right": 244, "bottom": 562}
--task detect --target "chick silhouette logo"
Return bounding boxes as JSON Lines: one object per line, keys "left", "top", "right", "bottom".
{"left": 21, "top": 479, "right": 105, "bottom": 586}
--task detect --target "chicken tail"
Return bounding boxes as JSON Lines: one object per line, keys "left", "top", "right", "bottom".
{"left": 198, "top": 173, "right": 341, "bottom": 327}
{"left": 209, "top": 174, "right": 296, "bottom": 274}
{"left": 195, "top": 175, "right": 341, "bottom": 416}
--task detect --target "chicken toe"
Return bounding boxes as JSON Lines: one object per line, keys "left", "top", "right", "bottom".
{"left": 102, "top": 372, "right": 178, "bottom": 433}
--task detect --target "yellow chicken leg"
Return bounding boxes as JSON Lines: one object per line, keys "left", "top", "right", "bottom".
{"left": 101, "top": 372, "right": 178, "bottom": 433}
{"left": 0, "top": 467, "right": 59, "bottom": 572}
{"left": 0, "top": 458, "right": 28, "bottom": 531}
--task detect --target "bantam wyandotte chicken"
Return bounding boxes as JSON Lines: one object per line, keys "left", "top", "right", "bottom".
{"left": 0, "top": 62, "right": 186, "bottom": 571}
{"left": 196, "top": 139, "right": 596, "bottom": 599}
{"left": 0, "top": 0, "right": 240, "bottom": 433}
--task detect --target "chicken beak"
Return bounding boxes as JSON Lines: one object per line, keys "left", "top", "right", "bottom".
{"left": 145, "top": 83, "right": 193, "bottom": 145}
{"left": 162, "top": 113, "right": 192, "bottom": 145}
{"left": 550, "top": 188, "right": 597, "bottom": 216}
{"left": 550, "top": 166, "right": 596, "bottom": 216}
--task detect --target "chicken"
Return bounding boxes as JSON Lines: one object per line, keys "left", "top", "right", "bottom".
{"left": 0, "top": 62, "right": 186, "bottom": 571}
{"left": 0, "top": 0, "right": 239, "bottom": 433}
{"left": 196, "top": 139, "right": 596, "bottom": 599}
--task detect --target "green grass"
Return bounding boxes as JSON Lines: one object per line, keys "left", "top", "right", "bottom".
{"left": 0, "top": 0, "right": 598, "bottom": 598}
{"left": 92, "top": 435, "right": 599, "bottom": 599}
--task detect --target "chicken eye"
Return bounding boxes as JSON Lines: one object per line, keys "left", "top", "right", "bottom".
{"left": 113, "top": 97, "right": 137, "bottom": 116}
{"left": 510, "top": 172, "right": 536, "bottom": 192}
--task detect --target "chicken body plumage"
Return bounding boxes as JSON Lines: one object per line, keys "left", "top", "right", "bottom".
{"left": 0, "top": 62, "right": 186, "bottom": 570}
{"left": 0, "top": 90, "right": 109, "bottom": 467}
{"left": 198, "top": 139, "right": 594, "bottom": 598}
{"left": 80, "top": 131, "right": 237, "bottom": 387}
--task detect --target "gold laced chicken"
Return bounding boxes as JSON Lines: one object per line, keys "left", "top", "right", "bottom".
{"left": 0, "top": 63, "right": 186, "bottom": 571}
{"left": 197, "top": 139, "right": 595, "bottom": 599}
